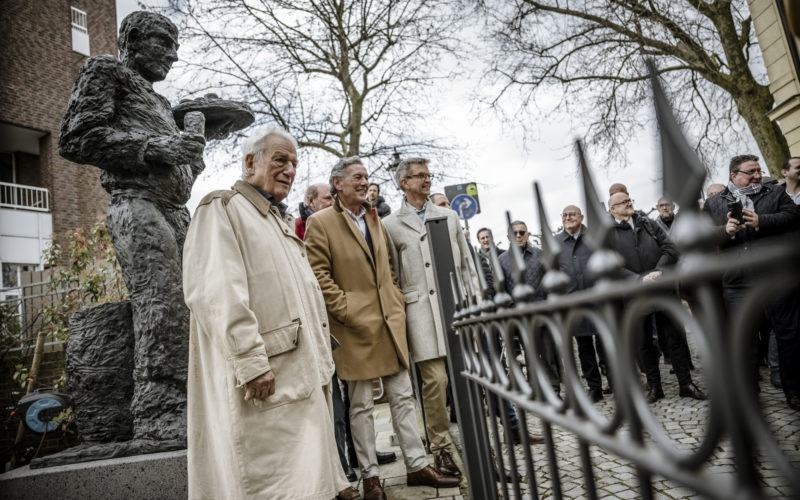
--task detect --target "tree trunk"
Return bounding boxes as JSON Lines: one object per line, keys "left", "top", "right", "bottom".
{"left": 734, "top": 85, "right": 790, "bottom": 178}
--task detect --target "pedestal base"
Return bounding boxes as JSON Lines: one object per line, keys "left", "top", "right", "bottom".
{"left": 0, "top": 449, "right": 186, "bottom": 500}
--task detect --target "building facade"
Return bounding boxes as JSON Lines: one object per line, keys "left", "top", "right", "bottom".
{"left": 750, "top": 0, "right": 800, "bottom": 156}
{"left": 0, "top": 0, "right": 116, "bottom": 295}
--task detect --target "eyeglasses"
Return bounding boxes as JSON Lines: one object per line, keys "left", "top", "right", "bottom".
{"left": 513, "top": 230, "right": 527, "bottom": 236}
{"left": 735, "top": 169, "right": 763, "bottom": 177}
{"left": 657, "top": 203, "right": 673, "bottom": 208}
{"left": 561, "top": 212, "right": 580, "bottom": 218}
{"left": 610, "top": 198, "right": 634, "bottom": 207}
{"left": 405, "top": 173, "right": 434, "bottom": 181}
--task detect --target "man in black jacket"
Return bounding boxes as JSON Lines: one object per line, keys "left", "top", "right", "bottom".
{"left": 499, "top": 220, "right": 558, "bottom": 392}
{"left": 608, "top": 192, "right": 706, "bottom": 403}
{"left": 558, "top": 205, "right": 605, "bottom": 402}
{"left": 367, "top": 183, "right": 392, "bottom": 218}
{"left": 703, "top": 154, "right": 800, "bottom": 409}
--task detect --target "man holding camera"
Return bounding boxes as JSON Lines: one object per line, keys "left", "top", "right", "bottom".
{"left": 703, "top": 154, "right": 800, "bottom": 408}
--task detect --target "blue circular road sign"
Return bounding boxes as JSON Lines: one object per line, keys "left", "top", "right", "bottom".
{"left": 451, "top": 194, "right": 478, "bottom": 220}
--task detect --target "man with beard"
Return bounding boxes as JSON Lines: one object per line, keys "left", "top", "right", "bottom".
{"left": 654, "top": 197, "right": 676, "bottom": 235}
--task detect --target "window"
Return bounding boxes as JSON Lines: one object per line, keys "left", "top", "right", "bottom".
{"left": 71, "top": 6, "right": 90, "bottom": 56}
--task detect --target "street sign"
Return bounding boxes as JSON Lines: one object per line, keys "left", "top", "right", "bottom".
{"left": 444, "top": 182, "right": 481, "bottom": 214}
{"left": 451, "top": 193, "right": 478, "bottom": 220}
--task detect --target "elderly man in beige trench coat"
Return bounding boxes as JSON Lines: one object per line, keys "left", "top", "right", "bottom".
{"left": 305, "top": 156, "right": 460, "bottom": 500}
{"left": 182, "top": 126, "right": 354, "bottom": 500}
{"left": 383, "top": 157, "right": 477, "bottom": 478}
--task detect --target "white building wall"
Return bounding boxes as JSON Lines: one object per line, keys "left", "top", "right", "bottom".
{"left": 0, "top": 208, "right": 52, "bottom": 265}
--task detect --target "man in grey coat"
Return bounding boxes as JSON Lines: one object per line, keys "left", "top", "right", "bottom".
{"left": 383, "top": 157, "right": 476, "bottom": 478}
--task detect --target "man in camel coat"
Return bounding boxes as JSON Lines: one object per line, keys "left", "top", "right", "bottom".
{"left": 305, "top": 156, "right": 460, "bottom": 500}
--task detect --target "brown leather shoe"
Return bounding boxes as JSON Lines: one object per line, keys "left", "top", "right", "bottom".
{"left": 336, "top": 486, "right": 361, "bottom": 500}
{"left": 407, "top": 465, "right": 460, "bottom": 488}
{"left": 362, "top": 476, "right": 385, "bottom": 500}
{"left": 434, "top": 450, "right": 461, "bottom": 477}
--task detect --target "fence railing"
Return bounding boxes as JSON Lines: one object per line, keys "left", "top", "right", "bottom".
{"left": 1, "top": 280, "right": 70, "bottom": 350}
{"left": 0, "top": 182, "right": 50, "bottom": 212}
{"left": 430, "top": 67, "right": 800, "bottom": 500}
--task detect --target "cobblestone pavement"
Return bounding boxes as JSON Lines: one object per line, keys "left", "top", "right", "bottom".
{"left": 362, "top": 330, "right": 799, "bottom": 499}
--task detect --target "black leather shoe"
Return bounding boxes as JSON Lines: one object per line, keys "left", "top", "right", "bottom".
{"left": 589, "top": 388, "right": 603, "bottom": 402}
{"left": 345, "top": 466, "right": 357, "bottom": 482}
{"left": 679, "top": 383, "right": 707, "bottom": 400}
{"left": 434, "top": 450, "right": 461, "bottom": 477}
{"left": 376, "top": 450, "right": 396, "bottom": 465}
{"left": 646, "top": 385, "right": 665, "bottom": 403}
{"left": 788, "top": 395, "right": 800, "bottom": 411}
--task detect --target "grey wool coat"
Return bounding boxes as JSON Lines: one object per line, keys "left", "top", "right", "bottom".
{"left": 383, "top": 199, "right": 478, "bottom": 362}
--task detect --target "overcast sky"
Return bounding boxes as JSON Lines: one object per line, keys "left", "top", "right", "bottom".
{"left": 116, "top": 0, "right": 744, "bottom": 246}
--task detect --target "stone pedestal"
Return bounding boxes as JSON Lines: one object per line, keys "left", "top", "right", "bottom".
{"left": 0, "top": 450, "right": 186, "bottom": 500}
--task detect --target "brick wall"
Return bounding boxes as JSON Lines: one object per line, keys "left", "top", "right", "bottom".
{"left": 0, "top": 0, "right": 117, "bottom": 237}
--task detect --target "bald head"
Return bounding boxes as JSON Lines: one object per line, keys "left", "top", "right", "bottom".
{"left": 561, "top": 205, "right": 583, "bottom": 234}
{"left": 306, "top": 183, "right": 333, "bottom": 212}
{"left": 609, "top": 183, "right": 628, "bottom": 196}
{"left": 706, "top": 183, "right": 725, "bottom": 198}
{"left": 608, "top": 192, "right": 633, "bottom": 221}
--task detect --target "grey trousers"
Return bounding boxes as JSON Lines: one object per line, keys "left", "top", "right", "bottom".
{"left": 348, "top": 370, "right": 428, "bottom": 478}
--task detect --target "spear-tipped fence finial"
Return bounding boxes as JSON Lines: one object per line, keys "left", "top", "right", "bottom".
{"left": 576, "top": 140, "right": 624, "bottom": 281}
{"left": 647, "top": 58, "right": 713, "bottom": 254}
{"left": 533, "top": 181, "right": 571, "bottom": 295}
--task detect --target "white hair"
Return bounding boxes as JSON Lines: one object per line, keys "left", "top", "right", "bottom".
{"left": 240, "top": 126, "right": 298, "bottom": 178}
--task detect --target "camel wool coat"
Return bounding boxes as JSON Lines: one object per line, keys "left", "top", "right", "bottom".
{"left": 183, "top": 180, "right": 347, "bottom": 500}
{"left": 304, "top": 198, "right": 409, "bottom": 381}
{"left": 383, "top": 200, "right": 478, "bottom": 362}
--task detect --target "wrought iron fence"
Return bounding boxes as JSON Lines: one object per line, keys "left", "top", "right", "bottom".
{"left": 0, "top": 280, "right": 70, "bottom": 351}
{"left": 428, "top": 67, "right": 800, "bottom": 499}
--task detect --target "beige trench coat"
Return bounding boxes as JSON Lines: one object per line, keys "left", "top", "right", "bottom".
{"left": 183, "top": 180, "right": 348, "bottom": 499}
{"left": 304, "top": 198, "right": 409, "bottom": 381}
{"left": 383, "top": 200, "right": 478, "bottom": 362}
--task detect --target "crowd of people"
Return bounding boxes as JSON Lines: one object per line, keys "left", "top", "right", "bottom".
{"left": 181, "top": 125, "right": 799, "bottom": 500}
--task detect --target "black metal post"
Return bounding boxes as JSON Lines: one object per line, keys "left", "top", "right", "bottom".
{"left": 425, "top": 216, "right": 496, "bottom": 500}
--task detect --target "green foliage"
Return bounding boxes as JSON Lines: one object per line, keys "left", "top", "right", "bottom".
{"left": 0, "top": 303, "right": 22, "bottom": 361}
{"left": 41, "top": 218, "right": 128, "bottom": 342}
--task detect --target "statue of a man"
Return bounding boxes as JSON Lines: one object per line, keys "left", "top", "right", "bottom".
{"left": 59, "top": 11, "right": 204, "bottom": 450}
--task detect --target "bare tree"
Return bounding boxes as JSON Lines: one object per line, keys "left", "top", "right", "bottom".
{"left": 164, "top": 0, "right": 464, "bottom": 185}
{"left": 481, "top": 0, "right": 789, "bottom": 177}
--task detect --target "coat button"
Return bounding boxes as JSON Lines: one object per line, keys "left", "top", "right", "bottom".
{"left": 429, "top": 290, "right": 435, "bottom": 295}
{"left": 425, "top": 262, "right": 430, "bottom": 267}
{"left": 322, "top": 322, "right": 327, "bottom": 328}
{"left": 420, "top": 235, "right": 425, "bottom": 241}
{"left": 301, "top": 252, "right": 306, "bottom": 257}
{"left": 384, "top": 315, "right": 389, "bottom": 320}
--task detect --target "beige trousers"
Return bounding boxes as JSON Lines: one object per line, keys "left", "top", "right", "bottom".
{"left": 348, "top": 370, "right": 428, "bottom": 478}
{"left": 417, "top": 357, "right": 454, "bottom": 454}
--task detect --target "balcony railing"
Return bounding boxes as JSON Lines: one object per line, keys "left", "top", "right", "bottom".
{"left": 0, "top": 181, "right": 50, "bottom": 212}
